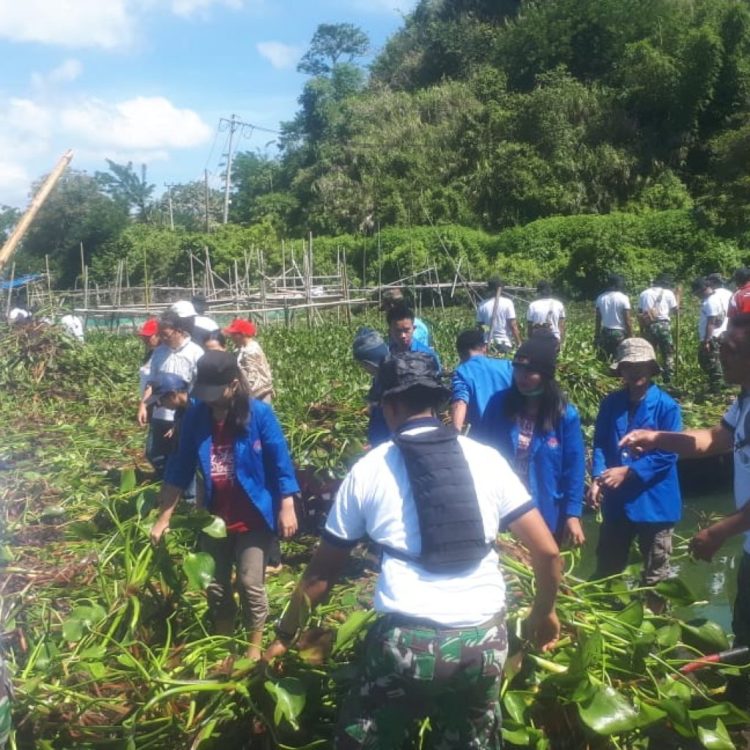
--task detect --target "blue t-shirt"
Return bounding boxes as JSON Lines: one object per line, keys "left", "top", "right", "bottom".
{"left": 451, "top": 355, "right": 513, "bottom": 429}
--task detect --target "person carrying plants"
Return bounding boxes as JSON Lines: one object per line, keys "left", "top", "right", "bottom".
{"left": 475, "top": 334, "right": 586, "bottom": 547}
{"left": 387, "top": 302, "right": 441, "bottom": 372}
{"left": 223, "top": 318, "right": 274, "bottom": 403}
{"left": 588, "top": 338, "right": 682, "bottom": 601}
{"left": 594, "top": 273, "right": 633, "bottom": 360}
{"left": 352, "top": 326, "right": 391, "bottom": 447}
{"left": 450, "top": 327, "right": 513, "bottom": 433}
{"left": 526, "top": 280, "right": 566, "bottom": 345}
{"left": 476, "top": 276, "right": 522, "bottom": 354}
{"left": 620, "top": 313, "right": 750, "bottom": 706}
{"left": 637, "top": 274, "right": 679, "bottom": 383}
{"left": 150, "top": 350, "right": 299, "bottom": 659}
{"left": 692, "top": 276, "right": 727, "bottom": 395}
{"left": 263, "top": 351, "right": 561, "bottom": 748}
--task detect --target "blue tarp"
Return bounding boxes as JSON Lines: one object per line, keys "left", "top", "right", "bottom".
{"left": 0, "top": 273, "right": 43, "bottom": 290}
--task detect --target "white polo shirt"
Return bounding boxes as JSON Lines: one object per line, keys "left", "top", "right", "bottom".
{"left": 324, "top": 426, "right": 532, "bottom": 627}
{"left": 723, "top": 396, "right": 750, "bottom": 554}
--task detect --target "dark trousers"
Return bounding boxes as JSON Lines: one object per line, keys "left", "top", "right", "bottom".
{"left": 593, "top": 518, "right": 673, "bottom": 586}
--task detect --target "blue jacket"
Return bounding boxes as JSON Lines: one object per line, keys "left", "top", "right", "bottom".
{"left": 451, "top": 355, "right": 513, "bottom": 429}
{"left": 592, "top": 384, "right": 682, "bottom": 523}
{"left": 164, "top": 399, "right": 300, "bottom": 532}
{"left": 477, "top": 390, "right": 586, "bottom": 536}
{"left": 413, "top": 317, "right": 431, "bottom": 347}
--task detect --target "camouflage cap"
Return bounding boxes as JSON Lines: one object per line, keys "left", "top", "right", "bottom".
{"left": 611, "top": 337, "right": 660, "bottom": 375}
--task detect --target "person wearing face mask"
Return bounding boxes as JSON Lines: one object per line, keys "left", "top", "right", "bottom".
{"left": 476, "top": 334, "right": 586, "bottom": 547}
{"left": 149, "top": 351, "right": 299, "bottom": 659}
{"left": 588, "top": 338, "right": 682, "bottom": 593}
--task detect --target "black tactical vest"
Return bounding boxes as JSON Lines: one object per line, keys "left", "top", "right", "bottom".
{"left": 387, "top": 421, "right": 490, "bottom": 574}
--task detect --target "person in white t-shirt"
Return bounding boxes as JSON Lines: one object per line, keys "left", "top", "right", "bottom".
{"left": 693, "top": 277, "right": 728, "bottom": 394}
{"left": 59, "top": 312, "right": 85, "bottom": 342}
{"left": 707, "top": 273, "right": 733, "bottom": 317}
{"left": 526, "top": 280, "right": 566, "bottom": 344}
{"left": 620, "top": 313, "right": 750, "bottom": 706}
{"left": 594, "top": 274, "right": 633, "bottom": 359}
{"left": 476, "top": 277, "right": 522, "bottom": 354}
{"left": 637, "top": 274, "right": 679, "bottom": 382}
{"left": 263, "top": 352, "right": 561, "bottom": 746}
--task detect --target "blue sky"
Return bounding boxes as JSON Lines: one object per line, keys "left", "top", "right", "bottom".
{"left": 0, "top": 0, "right": 416, "bottom": 208}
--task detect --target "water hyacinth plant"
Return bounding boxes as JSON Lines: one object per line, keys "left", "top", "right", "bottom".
{"left": 0, "top": 303, "right": 746, "bottom": 748}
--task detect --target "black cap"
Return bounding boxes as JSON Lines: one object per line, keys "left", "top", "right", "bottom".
{"left": 514, "top": 335, "right": 558, "bottom": 379}
{"left": 379, "top": 352, "right": 449, "bottom": 400}
{"left": 191, "top": 351, "right": 240, "bottom": 402}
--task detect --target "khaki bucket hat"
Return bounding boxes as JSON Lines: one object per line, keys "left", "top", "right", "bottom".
{"left": 610, "top": 337, "right": 660, "bottom": 375}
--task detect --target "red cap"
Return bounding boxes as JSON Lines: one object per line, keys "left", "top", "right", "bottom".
{"left": 138, "top": 318, "right": 159, "bottom": 337}
{"left": 223, "top": 318, "right": 256, "bottom": 336}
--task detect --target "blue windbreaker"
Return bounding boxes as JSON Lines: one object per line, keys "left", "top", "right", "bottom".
{"left": 477, "top": 390, "right": 585, "bottom": 536}
{"left": 592, "top": 384, "right": 682, "bottom": 523}
{"left": 164, "top": 399, "right": 300, "bottom": 532}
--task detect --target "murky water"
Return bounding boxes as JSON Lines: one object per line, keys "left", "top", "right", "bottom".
{"left": 575, "top": 488, "right": 742, "bottom": 632}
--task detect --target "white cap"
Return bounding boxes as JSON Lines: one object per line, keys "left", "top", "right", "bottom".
{"left": 170, "top": 300, "right": 197, "bottom": 318}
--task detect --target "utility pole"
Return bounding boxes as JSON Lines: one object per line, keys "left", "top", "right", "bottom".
{"left": 164, "top": 182, "right": 175, "bottom": 230}
{"left": 204, "top": 170, "right": 210, "bottom": 234}
{"left": 219, "top": 114, "right": 254, "bottom": 224}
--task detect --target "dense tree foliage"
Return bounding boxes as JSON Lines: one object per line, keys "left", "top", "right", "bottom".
{"left": 10, "top": 3, "right": 750, "bottom": 293}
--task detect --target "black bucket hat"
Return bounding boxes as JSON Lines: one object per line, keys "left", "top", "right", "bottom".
{"left": 379, "top": 352, "right": 449, "bottom": 400}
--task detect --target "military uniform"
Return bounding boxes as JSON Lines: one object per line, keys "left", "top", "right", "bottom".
{"left": 323, "top": 417, "right": 533, "bottom": 749}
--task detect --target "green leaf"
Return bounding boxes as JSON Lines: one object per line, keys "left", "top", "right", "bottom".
{"left": 633, "top": 701, "right": 667, "bottom": 729}
{"left": 264, "top": 677, "right": 306, "bottom": 730}
{"left": 201, "top": 515, "right": 228, "bottom": 539}
{"left": 501, "top": 725, "right": 531, "bottom": 745}
{"left": 615, "top": 599, "right": 644, "bottom": 628}
{"left": 656, "top": 622, "right": 681, "bottom": 648}
{"left": 0, "top": 696, "right": 11, "bottom": 746}
{"left": 62, "top": 604, "right": 107, "bottom": 642}
{"left": 654, "top": 578, "right": 695, "bottom": 606}
{"left": 119, "top": 467, "right": 136, "bottom": 493}
{"left": 182, "top": 552, "right": 215, "bottom": 591}
{"left": 680, "top": 619, "right": 730, "bottom": 653}
{"left": 333, "top": 609, "right": 376, "bottom": 654}
{"left": 578, "top": 686, "right": 639, "bottom": 735}
{"left": 0, "top": 545, "right": 13, "bottom": 563}
{"left": 697, "top": 718, "right": 735, "bottom": 750}
{"left": 503, "top": 691, "right": 530, "bottom": 724}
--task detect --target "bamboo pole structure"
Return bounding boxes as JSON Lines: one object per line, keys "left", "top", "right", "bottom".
{"left": 0, "top": 150, "right": 73, "bottom": 275}
{"left": 5, "top": 262, "right": 15, "bottom": 319}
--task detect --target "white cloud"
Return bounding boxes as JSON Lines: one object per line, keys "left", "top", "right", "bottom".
{"left": 31, "top": 59, "right": 83, "bottom": 91}
{"left": 60, "top": 96, "right": 212, "bottom": 150}
{"left": 0, "top": 159, "right": 31, "bottom": 206}
{"left": 257, "top": 41, "right": 301, "bottom": 70}
{"left": 170, "top": 0, "right": 242, "bottom": 18}
{"left": 0, "top": 0, "right": 133, "bottom": 49}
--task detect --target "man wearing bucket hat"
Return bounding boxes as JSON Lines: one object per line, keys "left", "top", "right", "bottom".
{"left": 264, "top": 351, "right": 561, "bottom": 748}
{"left": 620, "top": 313, "right": 750, "bottom": 706}
{"left": 588, "top": 338, "right": 682, "bottom": 596}
{"left": 224, "top": 318, "right": 274, "bottom": 402}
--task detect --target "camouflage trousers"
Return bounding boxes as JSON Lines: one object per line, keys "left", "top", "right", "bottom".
{"left": 336, "top": 613, "right": 507, "bottom": 750}
{"left": 643, "top": 320, "right": 675, "bottom": 381}
{"left": 596, "top": 327, "right": 626, "bottom": 360}
{"left": 698, "top": 337, "right": 723, "bottom": 394}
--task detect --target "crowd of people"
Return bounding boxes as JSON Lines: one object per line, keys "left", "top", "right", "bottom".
{"left": 38, "top": 272, "right": 750, "bottom": 747}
